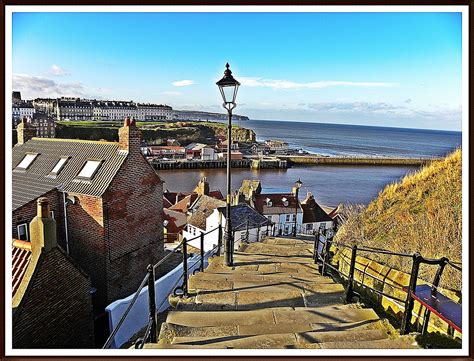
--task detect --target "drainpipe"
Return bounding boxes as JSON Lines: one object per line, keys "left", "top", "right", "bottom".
{"left": 62, "top": 191, "right": 70, "bottom": 254}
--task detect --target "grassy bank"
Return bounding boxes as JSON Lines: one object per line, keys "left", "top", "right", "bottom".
{"left": 335, "top": 149, "right": 462, "bottom": 291}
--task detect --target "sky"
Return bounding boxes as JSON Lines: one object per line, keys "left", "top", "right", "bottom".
{"left": 11, "top": 11, "right": 463, "bottom": 131}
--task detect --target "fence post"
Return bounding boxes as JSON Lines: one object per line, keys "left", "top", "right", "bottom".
{"left": 257, "top": 224, "right": 261, "bottom": 242}
{"left": 313, "top": 232, "right": 320, "bottom": 264}
{"left": 421, "top": 257, "right": 448, "bottom": 335}
{"left": 401, "top": 252, "right": 421, "bottom": 335}
{"left": 345, "top": 245, "right": 358, "bottom": 303}
{"left": 217, "top": 224, "right": 223, "bottom": 256}
{"left": 200, "top": 232, "right": 205, "bottom": 272}
{"left": 147, "top": 264, "right": 157, "bottom": 343}
{"left": 182, "top": 238, "right": 188, "bottom": 297}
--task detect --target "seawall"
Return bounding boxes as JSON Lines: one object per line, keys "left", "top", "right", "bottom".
{"left": 280, "top": 155, "right": 440, "bottom": 166}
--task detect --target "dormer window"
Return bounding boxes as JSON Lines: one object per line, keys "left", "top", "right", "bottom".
{"left": 282, "top": 197, "right": 289, "bottom": 207}
{"left": 16, "top": 153, "right": 38, "bottom": 170}
{"left": 77, "top": 160, "right": 102, "bottom": 180}
{"left": 50, "top": 157, "right": 69, "bottom": 176}
{"left": 266, "top": 198, "right": 272, "bottom": 207}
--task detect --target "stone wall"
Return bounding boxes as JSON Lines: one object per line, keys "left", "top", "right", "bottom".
{"left": 331, "top": 246, "right": 462, "bottom": 340}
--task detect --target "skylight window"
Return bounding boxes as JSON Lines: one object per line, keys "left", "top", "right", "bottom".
{"left": 77, "top": 160, "right": 102, "bottom": 179}
{"left": 16, "top": 153, "right": 38, "bottom": 170}
{"left": 50, "top": 157, "right": 69, "bottom": 175}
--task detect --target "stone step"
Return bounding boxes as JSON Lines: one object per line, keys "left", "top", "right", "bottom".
{"left": 165, "top": 304, "right": 378, "bottom": 328}
{"left": 160, "top": 318, "right": 385, "bottom": 339}
{"left": 154, "top": 328, "right": 390, "bottom": 349}
{"left": 188, "top": 278, "right": 345, "bottom": 294}
{"left": 190, "top": 271, "right": 334, "bottom": 283}
{"left": 318, "top": 337, "right": 419, "bottom": 349}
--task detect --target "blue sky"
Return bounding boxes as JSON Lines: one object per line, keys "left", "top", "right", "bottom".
{"left": 12, "top": 11, "right": 462, "bottom": 130}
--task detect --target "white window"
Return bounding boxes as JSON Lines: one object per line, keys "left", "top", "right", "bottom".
{"left": 17, "top": 223, "right": 29, "bottom": 241}
{"left": 16, "top": 153, "right": 38, "bottom": 170}
{"left": 50, "top": 157, "right": 69, "bottom": 175}
{"left": 77, "top": 160, "right": 102, "bottom": 179}
{"left": 307, "top": 224, "right": 313, "bottom": 231}
{"left": 286, "top": 214, "right": 291, "bottom": 222}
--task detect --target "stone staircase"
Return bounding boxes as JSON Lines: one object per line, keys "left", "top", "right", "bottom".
{"left": 147, "top": 237, "right": 419, "bottom": 349}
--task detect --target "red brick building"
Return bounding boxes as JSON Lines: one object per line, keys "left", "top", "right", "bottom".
{"left": 12, "top": 198, "right": 94, "bottom": 348}
{"left": 12, "top": 118, "right": 164, "bottom": 311}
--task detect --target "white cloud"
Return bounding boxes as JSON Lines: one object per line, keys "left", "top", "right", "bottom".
{"left": 12, "top": 73, "right": 104, "bottom": 99}
{"left": 239, "top": 77, "right": 398, "bottom": 90}
{"left": 50, "top": 64, "right": 68, "bottom": 76}
{"left": 172, "top": 80, "right": 194, "bottom": 87}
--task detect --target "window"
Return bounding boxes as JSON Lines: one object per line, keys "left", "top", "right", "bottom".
{"left": 50, "top": 157, "right": 69, "bottom": 176}
{"left": 77, "top": 160, "right": 102, "bottom": 179}
{"left": 307, "top": 224, "right": 313, "bottom": 231}
{"left": 16, "top": 153, "right": 38, "bottom": 170}
{"left": 17, "top": 223, "right": 29, "bottom": 241}
{"left": 286, "top": 214, "right": 291, "bottom": 222}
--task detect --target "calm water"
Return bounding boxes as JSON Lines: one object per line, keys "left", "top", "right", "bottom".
{"left": 244, "top": 120, "right": 461, "bottom": 158}
{"left": 160, "top": 166, "right": 418, "bottom": 207}
{"left": 160, "top": 120, "right": 461, "bottom": 206}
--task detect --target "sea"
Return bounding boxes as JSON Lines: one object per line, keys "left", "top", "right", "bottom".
{"left": 159, "top": 120, "right": 462, "bottom": 207}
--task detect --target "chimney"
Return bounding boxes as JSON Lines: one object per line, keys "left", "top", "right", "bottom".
{"left": 118, "top": 117, "right": 141, "bottom": 152}
{"left": 194, "top": 177, "right": 210, "bottom": 196}
{"left": 17, "top": 117, "right": 36, "bottom": 145}
{"left": 29, "top": 197, "right": 57, "bottom": 254}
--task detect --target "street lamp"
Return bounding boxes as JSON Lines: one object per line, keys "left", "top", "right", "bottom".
{"left": 293, "top": 178, "right": 303, "bottom": 237}
{"left": 217, "top": 63, "right": 240, "bottom": 266}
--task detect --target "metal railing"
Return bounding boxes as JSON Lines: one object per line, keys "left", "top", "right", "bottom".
{"left": 103, "top": 225, "right": 222, "bottom": 349}
{"left": 312, "top": 230, "right": 462, "bottom": 336}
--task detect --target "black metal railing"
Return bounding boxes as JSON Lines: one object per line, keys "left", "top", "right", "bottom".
{"left": 313, "top": 233, "right": 462, "bottom": 336}
{"left": 103, "top": 225, "right": 222, "bottom": 349}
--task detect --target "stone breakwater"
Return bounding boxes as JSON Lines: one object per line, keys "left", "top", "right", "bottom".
{"left": 279, "top": 155, "right": 440, "bottom": 166}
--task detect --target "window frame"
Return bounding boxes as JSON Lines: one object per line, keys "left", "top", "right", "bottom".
{"left": 16, "top": 153, "right": 39, "bottom": 170}
{"left": 17, "top": 223, "right": 29, "bottom": 241}
{"left": 76, "top": 159, "right": 103, "bottom": 180}
{"left": 49, "top": 157, "right": 69, "bottom": 176}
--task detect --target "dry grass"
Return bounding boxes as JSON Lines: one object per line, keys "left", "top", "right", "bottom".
{"left": 335, "top": 149, "right": 462, "bottom": 291}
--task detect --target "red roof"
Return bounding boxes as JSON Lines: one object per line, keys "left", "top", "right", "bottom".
{"left": 169, "top": 193, "right": 199, "bottom": 213}
{"left": 12, "top": 240, "right": 32, "bottom": 298}
{"left": 209, "top": 190, "right": 224, "bottom": 200}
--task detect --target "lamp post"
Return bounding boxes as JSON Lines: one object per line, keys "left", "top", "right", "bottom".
{"left": 293, "top": 178, "right": 303, "bottom": 237}
{"left": 216, "top": 63, "right": 240, "bottom": 267}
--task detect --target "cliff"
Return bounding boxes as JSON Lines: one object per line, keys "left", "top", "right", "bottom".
{"left": 335, "top": 149, "right": 462, "bottom": 290}
{"left": 37, "top": 121, "right": 256, "bottom": 145}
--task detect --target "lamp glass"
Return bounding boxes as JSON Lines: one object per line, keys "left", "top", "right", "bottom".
{"left": 220, "top": 83, "right": 239, "bottom": 104}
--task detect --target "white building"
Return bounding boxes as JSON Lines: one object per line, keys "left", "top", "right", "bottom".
{"left": 136, "top": 103, "right": 173, "bottom": 121}
{"left": 12, "top": 102, "right": 35, "bottom": 126}
{"left": 254, "top": 193, "right": 303, "bottom": 236}
{"left": 300, "top": 192, "right": 334, "bottom": 234}
{"left": 182, "top": 195, "right": 226, "bottom": 251}
{"left": 206, "top": 204, "right": 270, "bottom": 250}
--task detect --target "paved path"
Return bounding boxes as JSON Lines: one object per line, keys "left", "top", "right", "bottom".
{"left": 148, "top": 237, "right": 418, "bottom": 349}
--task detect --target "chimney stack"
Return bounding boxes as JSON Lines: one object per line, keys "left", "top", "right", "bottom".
{"left": 194, "top": 177, "right": 210, "bottom": 196}
{"left": 17, "top": 117, "right": 36, "bottom": 145}
{"left": 29, "top": 197, "right": 57, "bottom": 254}
{"left": 118, "top": 117, "right": 141, "bottom": 152}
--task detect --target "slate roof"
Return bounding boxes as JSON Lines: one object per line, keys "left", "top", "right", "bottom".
{"left": 254, "top": 193, "right": 302, "bottom": 215}
{"left": 12, "top": 240, "right": 32, "bottom": 298}
{"left": 12, "top": 138, "right": 128, "bottom": 210}
{"left": 301, "top": 200, "right": 333, "bottom": 223}
{"left": 188, "top": 195, "right": 226, "bottom": 229}
{"left": 218, "top": 204, "right": 270, "bottom": 231}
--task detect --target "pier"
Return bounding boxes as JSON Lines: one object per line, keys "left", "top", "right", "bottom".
{"left": 279, "top": 155, "right": 440, "bottom": 166}
{"left": 150, "top": 159, "right": 251, "bottom": 170}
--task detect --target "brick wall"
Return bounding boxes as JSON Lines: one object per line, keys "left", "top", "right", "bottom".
{"left": 103, "top": 145, "right": 164, "bottom": 302}
{"left": 13, "top": 248, "right": 94, "bottom": 348}
{"left": 66, "top": 194, "right": 108, "bottom": 310}
{"left": 12, "top": 189, "right": 65, "bottom": 243}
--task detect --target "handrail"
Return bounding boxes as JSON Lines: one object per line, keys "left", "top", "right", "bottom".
{"left": 104, "top": 224, "right": 223, "bottom": 349}
{"left": 103, "top": 273, "right": 150, "bottom": 349}
{"left": 315, "top": 234, "right": 462, "bottom": 336}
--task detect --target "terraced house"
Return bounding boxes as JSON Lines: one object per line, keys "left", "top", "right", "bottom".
{"left": 12, "top": 118, "right": 164, "bottom": 312}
